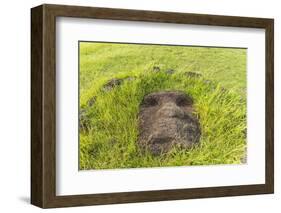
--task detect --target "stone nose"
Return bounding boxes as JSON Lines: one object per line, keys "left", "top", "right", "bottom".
{"left": 156, "top": 102, "right": 185, "bottom": 118}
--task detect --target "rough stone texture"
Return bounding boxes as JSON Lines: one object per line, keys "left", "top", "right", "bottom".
{"left": 165, "top": 69, "right": 175, "bottom": 75}
{"left": 79, "top": 108, "right": 91, "bottom": 132}
{"left": 185, "top": 71, "right": 202, "bottom": 78}
{"left": 102, "top": 77, "right": 135, "bottom": 91}
{"left": 87, "top": 96, "right": 96, "bottom": 107}
{"left": 138, "top": 91, "right": 201, "bottom": 155}
{"left": 102, "top": 78, "right": 123, "bottom": 91}
{"left": 153, "top": 66, "right": 160, "bottom": 72}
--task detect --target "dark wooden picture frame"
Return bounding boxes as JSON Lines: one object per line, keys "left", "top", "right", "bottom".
{"left": 31, "top": 4, "right": 274, "bottom": 208}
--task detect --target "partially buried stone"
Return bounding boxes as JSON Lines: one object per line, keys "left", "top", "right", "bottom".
{"left": 87, "top": 96, "right": 96, "bottom": 107}
{"left": 137, "top": 91, "right": 201, "bottom": 155}
{"left": 165, "top": 69, "right": 175, "bottom": 75}
{"left": 102, "top": 77, "right": 135, "bottom": 92}
{"left": 102, "top": 78, "right": 123, "bottom": 91}
{"left": 79, "top": 108, "right": 91, "bottom": 132}
{"left": 153, "top": 66, "right": 160, "bottom": 72}
{"left": 185, "top": 71, "right": 202, "bottom": 78}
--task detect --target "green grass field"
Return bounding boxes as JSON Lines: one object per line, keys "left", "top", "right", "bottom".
{"left": 79, "top": 42, "right": 247, "bottom": 170}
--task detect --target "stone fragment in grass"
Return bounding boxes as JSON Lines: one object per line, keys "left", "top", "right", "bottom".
{"left": 153, "top": 66, "right": 160, "bottom": 72}
{"left": 185, "top": 71, "right": 202, "bottom": 78}
{"left": 79, "top": 108, "right": 91, "bottom": 132}
{"left": 165, "top": 69, "right": 175, "bottom": 75}
{"left": 87, "top": 96, "right": 96, "bottom": 107}
{"left": 138, "top": 91, "right": 201, "bottom": 155}
{"left": 103, "top": 78, "right": 123, "bottom": 91}
{"left": 102, "top": 77, "right": 135, "bottom": 91}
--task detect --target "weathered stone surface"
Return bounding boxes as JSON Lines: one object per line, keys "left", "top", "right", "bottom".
{"left": 153, "top": 66, "right": 160, "bottom": 72}
{"left": 165, "top": 69, "right": 175, "bottom": 75}
{"left": 185, "top": 71, "right": 202, "bottom": 78}
{"left": 138, "top": 91, "right": 201, "bottom": 155}
{"left": 87, "top": 96, "right": 96, "bottom": 107}
{"left": 79, "top": 108, "right": 91, "bottom": 132}
{"left": 102, "top": 77, "right": 135, "bottom": 91}
{"left": 103, "top": 78, "right": 123, "bottom": 91}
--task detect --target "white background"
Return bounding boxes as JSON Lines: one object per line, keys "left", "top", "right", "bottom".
{"left": 0, "top": 0, "right": 279, "bottom": 212}
{"left": 57, "top": 18, "right": 265, "bottom": 195}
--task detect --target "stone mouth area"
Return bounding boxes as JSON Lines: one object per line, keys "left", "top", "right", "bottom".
{"left": 138, "top": 91, "right": 201, "bottom": 155}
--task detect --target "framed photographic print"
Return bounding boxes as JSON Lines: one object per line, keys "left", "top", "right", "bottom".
{"left": 31, "top": 4, "right": 274, "bottom": 208}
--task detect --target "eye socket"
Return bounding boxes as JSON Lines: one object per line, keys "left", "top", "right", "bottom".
{"left": 142, "top": 96, "right": 158, "bottom": 107}
{"left": 176, "top": 95, "right": 192, "bottom": 106}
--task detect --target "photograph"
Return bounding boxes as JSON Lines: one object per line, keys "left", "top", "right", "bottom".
{"left": 30, "top": 3, "right": 274, "bottom": 208}
{"left": 79, "top": 41, "right": 247, "bottom": 170}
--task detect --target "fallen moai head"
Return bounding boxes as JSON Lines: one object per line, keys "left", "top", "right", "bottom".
{"left": 138, "top": 91, "right": 201, "bottom": 155}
